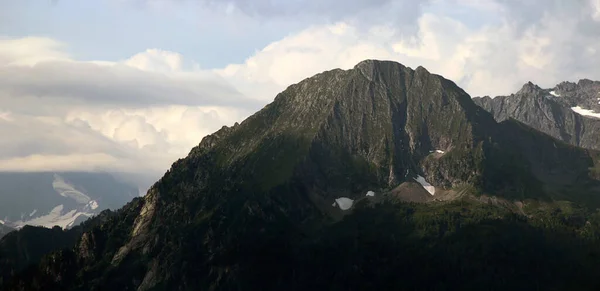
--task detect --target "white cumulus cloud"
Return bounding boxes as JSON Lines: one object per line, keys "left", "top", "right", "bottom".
{"left": 216, "top": 1, "right": 600, "bottom": 98}
{"left": 0, "top": 38, "right": 253, "bottom": 189}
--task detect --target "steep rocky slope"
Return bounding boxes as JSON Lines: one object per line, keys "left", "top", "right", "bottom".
{"left": 473, "top": 80, "right": 600, "bottom": 151}
{"left": 3, "top": 60, "right": 600, "bottom": 291}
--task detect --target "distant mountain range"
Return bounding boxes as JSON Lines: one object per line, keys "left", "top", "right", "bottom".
{"left": 2, "top": 60, "right": 600, "bottom": 290}
{"left": 0, "top": 172, "right": 139, "bottom": 231}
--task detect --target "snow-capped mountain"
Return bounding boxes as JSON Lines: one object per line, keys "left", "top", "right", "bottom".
{"left": 0, "top": 172, "right": 139, "bottom": 229}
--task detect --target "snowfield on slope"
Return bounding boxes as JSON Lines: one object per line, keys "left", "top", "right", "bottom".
{"left": 13, "top": 205, "right": 94, "bottom": 229}
{"left": 333, "top": 197, "right": 354, "bottom": 210}
{"left": 414, "top": 175, "right": 435, "bottom": 195}
{"left": 571, "top": 106, "right": 600, "bottom": 119}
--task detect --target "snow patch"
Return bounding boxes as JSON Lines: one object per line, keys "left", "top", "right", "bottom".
{"left": 13, "top": 204, "right": 93, "bottom": 230}
{"left": 52, "top": 174, "right": 92, "bottom": 205}
{"left": 0, "top": 220, "right": 4, "bottom": 225}
{"left": 413, "top": 175, "right": 435, "bottom": 195}
{"left": 549, "top": 90, "right": 560, "bottom": 97}
{"left": 29, "top": 209, "right": 37, "bottom": 217}
{"left": 435, "top": 150, "right": 445, "bottom": 154}
{"left": 334, "top": 197, "right": 354, "bottom": 210}
{"left": 571, "top": 106, "right": 600, "bottom": 119}
{"left": 366, "top": 191, "right": 375, "bottom": 197}
{"left": 332, "top": 202, "right": 337, "bottom": 207}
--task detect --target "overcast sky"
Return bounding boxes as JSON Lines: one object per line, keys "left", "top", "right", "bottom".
{"left": 1, "top": 0, "right": 600, "bottom": 188}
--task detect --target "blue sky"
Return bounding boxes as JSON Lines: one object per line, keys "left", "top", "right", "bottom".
{"left": 1, "top": 0, "right": 499, "bottom": 68}
{"left": 1, "top": 0, "right": 306, "bottom": 67}
{"left": 3, "top": 0, "right": 362, "bottom": 68}
{"left": 1, "top": 0, "right": 600, "bottom": 187}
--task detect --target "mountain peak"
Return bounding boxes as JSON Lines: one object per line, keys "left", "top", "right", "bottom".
{"left": 352, "top": 59, "right": 409, "bottom": 81}
{"left": 577, "top": 78, "right": 598, "bottom": 88}
{"left": 415, "top": 65, "right": 430, "bottom": 73}
{"left": 353, "top": 59, "right": 405, "bottom": 69}
{"left": 554, "top": 79, "right": 600, "bottom": 92}
{"left": 517, "top": 81, "right": 542, "bottom": 95}
{"left": 185, "top": 58, "right": 497, "bottom": 197}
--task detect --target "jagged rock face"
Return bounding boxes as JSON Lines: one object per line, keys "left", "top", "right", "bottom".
{"left": 473, "top": 79, "right": 600, "bottom": 151}
{"left": 3, "top": 60, "right": 600, "bottom": 291}
{"left": 555, "top": 79, "right": 600, "bottom": 111}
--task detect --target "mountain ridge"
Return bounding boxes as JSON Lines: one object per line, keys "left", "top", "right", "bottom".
{"left": 473, "top": 79, "right": 600, "bottom": 151}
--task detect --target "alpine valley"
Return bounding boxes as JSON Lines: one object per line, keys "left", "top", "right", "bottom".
{"left": 3, "top": 60, "right": 600, "bottom": 291}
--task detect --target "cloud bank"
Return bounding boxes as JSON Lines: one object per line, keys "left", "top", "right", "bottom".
{"left": 0, "top": 38, "right": 250, "bottom": 182}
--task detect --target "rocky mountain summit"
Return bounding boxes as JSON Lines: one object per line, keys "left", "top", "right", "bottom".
{"left": 473, "top": 79, "right": 600, "bottom": 151}
{"left": 3, "top": 60, "right": 600, "bottom": 291}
